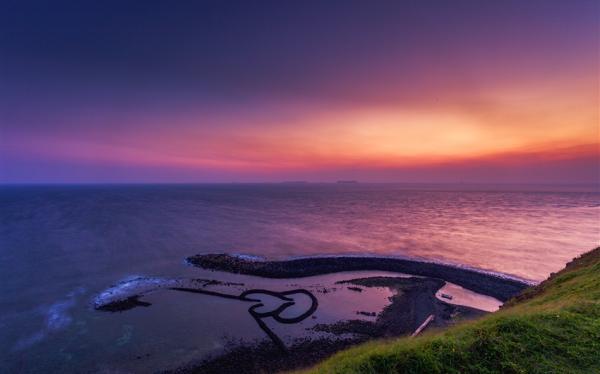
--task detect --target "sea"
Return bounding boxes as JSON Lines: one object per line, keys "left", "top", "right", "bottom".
{"left": 1, "top": 183, "right": 598, "bottom": 372}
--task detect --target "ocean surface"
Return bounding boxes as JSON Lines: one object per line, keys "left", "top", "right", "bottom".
{"left": 1, "top": 183, "right": 598, "bottom": 372}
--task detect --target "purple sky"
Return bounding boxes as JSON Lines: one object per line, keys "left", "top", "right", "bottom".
{"left": 1, "top": 0, "right": 598, "bottom": 183}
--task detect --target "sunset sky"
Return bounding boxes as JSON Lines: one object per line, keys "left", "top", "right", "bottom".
{"left": 1, "top": 0, "right": 598, "bottom": 183}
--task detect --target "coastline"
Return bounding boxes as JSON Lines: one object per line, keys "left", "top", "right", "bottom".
{"left": 167, "top": 275, "right": 488, "bottom": 374}
{"left": 91, "top": 253, "right": 536, "bottom": 373}
{"left": 187, "top": 254, "right": 530, "bottom": 301}
{"left": 91, "top": 257, "right": 518, "bottom": 374}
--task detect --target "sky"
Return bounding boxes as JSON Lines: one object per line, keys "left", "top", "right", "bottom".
{"left": 1, "top": 0, "right": 598, "bottom": 183}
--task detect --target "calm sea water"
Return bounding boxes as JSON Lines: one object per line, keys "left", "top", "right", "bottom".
{"left": 1, "top": 184, "right": 598, "bottom": 372}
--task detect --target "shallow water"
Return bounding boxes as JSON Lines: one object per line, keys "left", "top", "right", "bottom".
{"left": 436, "top": 282, "right": 502, "bottom": 312}
{"left": 0, "top": 184, "right": 598, "bottom": 371}
{"left": 5, "top": 269, "right": 399, "bottom": 373}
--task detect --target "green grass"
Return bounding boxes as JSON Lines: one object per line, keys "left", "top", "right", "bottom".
{"left": 300, "top": 247, "right": 600, "bottom": 374}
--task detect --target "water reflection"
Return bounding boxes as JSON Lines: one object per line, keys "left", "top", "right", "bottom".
{"left": 168, "top": 287, "right": 318, "bottom": 351}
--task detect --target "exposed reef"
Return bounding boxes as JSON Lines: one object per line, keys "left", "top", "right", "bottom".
{"left": 314, "top": 276, "right": 486, "bottom": 338}
{"left": 94, "top": 254, "right": 532, "bottom": 373}
{"left": 187, "top": 254, "right": 530, "bottom": 301}
{"left": 170, "top": 275, "right": 487, "bottom": 374}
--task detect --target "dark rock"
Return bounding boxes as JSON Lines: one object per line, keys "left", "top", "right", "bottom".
{"left": 187, "top": 254, "right": 529, "bottom": 301}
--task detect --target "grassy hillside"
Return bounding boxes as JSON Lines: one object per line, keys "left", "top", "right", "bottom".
{"left": 301, "top": 247, "right": 600, "bottom": 374}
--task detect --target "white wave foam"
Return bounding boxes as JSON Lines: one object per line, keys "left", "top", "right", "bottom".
{"left": 231, "top": 253, "right": 266, "bottom": 262}
{"left": 93, "top": 276, "right": 180, "bottom": 308}
{"left": 13, "top": 287, "right": 86, "bottom": 352}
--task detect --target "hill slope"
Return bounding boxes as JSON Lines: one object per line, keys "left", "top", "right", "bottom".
{"left": 302, "top": 247, "right": 600, "bottom": 374}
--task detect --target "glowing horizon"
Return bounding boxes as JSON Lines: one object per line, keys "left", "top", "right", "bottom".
{"left": 1, "top": 1, "right": 598, "bottom": 183}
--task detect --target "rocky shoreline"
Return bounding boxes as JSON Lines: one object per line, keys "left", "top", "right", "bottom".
{"left": 95, "top": 254, "right": 532, "bottom": 373}
{"left": 187, "top": 254, "right": 530, "bottom": 301}
{"left": 171, "top": 275, "right": 488, "bottom": 374}
{"left": 315, "top": 276, "right": 486, "bottom": 338}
